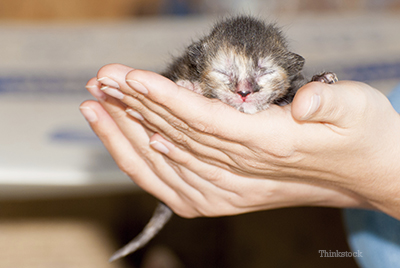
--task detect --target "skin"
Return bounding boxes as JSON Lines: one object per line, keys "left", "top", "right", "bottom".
{"left": 81, "top": 64, "right": 400, "bottom": 220}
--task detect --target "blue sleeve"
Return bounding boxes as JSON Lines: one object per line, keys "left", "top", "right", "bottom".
{"left": 343, "top": 83, "right": 400, "bottom": 268}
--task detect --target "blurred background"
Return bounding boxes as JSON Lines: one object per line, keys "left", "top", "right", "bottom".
{"left": 1, "top": 0, "right": 400, "bottom": 267}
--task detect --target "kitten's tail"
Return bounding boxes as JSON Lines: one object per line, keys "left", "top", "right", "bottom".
{"left": 109, "top": 202, "right": 173, "bottom": 262}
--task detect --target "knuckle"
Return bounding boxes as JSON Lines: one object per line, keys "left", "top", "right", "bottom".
{"left": 174, "top": 155, "right": 193, "bottom": 169}
{"left": 168, "top": 116, "right": 190, "bottom": 133}
{"left": 123, "top": 95, "right": 143, "bottom": 110}
{"left": 116, "top": 155, "right": 138, "bottom": 177}
{"left": 190, "top": 117, "right": 218, "bottom": 135}
{"left": 138, "top": 144, "right": 156, "bottom": 161}
{"left": 230, "top": 152, "right": 267, "bottom": 172}
{"left": 106, "top": 105, "right": 127, "bottom": 119}
{"left": 205, "top": 167, "right": 225, "bottom": 183}
{"left": 230, "top": 148, "right": 293, "bottom": 176}
{"left": 190, "top": 121, "right": 207, "bottom": 133}
{"left": 166, "top": 125, "right": 190, "bottom": 145}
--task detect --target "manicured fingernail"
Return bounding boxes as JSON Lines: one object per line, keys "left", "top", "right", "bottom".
{"left": 97, "top": 77, "right": 120, "bottom": 89}
{"left": 100, "top": 86, "right": 124, "bottom": 100}
{"left": 126, "top": 108, "right": 144, "bottom": 121}
{"left": 126, "top": 79, "right": 148, "bottom": 95}
{"left": 150, "top": 140, "right": 169, "bottom": 154}
{"left": 80, "top": 106, "right": 98, "bottom": 122}
{"left": 302, "top": 94, "right": 320, "bottom": 120}
{"left": 85, "top": 84, "right": 107, "bottom": 102}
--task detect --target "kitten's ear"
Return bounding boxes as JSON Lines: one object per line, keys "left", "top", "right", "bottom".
{"left": 285, "top": 52, "right": 305, "bottom": 75}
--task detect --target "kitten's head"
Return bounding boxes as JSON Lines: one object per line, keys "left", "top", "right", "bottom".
{"left": 187, "top": 16, "right": 305, "bottom": 114}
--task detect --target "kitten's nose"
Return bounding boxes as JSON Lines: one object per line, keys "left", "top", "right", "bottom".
{"left": 237, "top": 90, "right": 251, "bottom": 98}
{"left": 236, "top": 80, "right": 254, "bottom": 99}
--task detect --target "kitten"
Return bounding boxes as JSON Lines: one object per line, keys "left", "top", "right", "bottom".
{"left": 162, "top": 16, "right": 308, "bottom": 114}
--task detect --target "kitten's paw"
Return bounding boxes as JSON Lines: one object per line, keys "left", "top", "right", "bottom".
{"left": 176, "top": 80, "right": 203, "bottom": 94}
{"left": 311, "top": 72, "right": 338, "bottom": 84}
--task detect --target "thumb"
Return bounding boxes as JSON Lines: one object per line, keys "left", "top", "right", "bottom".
{"left": 291, "top": 81, "right": 360, "bottom": 126}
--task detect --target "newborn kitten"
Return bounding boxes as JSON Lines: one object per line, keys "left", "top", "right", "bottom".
{"left": 109, "top": 15, "right": 337, "bottom": 262}
{"left": 163, "top": 16, "right": 307, "bottom": 114}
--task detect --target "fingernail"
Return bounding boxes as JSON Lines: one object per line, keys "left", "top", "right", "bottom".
{"left": 85, "top": 84, "right": 107, "bottom": 102}
{"left": 80, "top": 106, "right": 98, "bottom": 122}
{"left": 100, "top": 86, "right": 124, "bottom": 100}
{"left": 97, "top": 77, "right": 120, "bottom": 89}
{"left": 302, "top": 94, "right": 320, "bottom": 120}
{"left": 126, "top": 108, "right": 144, "bottom": 121}
{"left": 150, "top": 140, "right": 169, "bottom": 154}
{"left": 126, "top": 79, "right": 148, "bottom": 95}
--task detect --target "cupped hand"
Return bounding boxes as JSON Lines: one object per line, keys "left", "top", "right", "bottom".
{"left": 79, "top": 64, "right": 370, "bottom": 218}
{"left": 91, "top": 64, "right": 400, "bottom": 219}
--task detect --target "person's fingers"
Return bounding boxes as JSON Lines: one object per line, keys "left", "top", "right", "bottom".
{"left": 96, "top": 63, "right": 134, "bottom": 93}
{"left": 119, "top": 69, "right": 299, "bottom": 168}
{"left": 124, "top": 69, "right": 261, "bottom": 140}
{"left": 148, "top": 133, "right": 286, "bottom": 198}
{"left": 291, "top": 81, "right": 376, "bottom": 126}
{"left": 84, "top": 79, "right": 214, "bottom": 216}
{"left": 148, "top": 133, "right": 368, "bottom": 212}
{"left": 149, "top": 134, "right": 238, "bottom": 191}
{"left": 85, "top": 77, "right": 107, "bottom": 102}
{"left": 93, "top": 67, "right": 248, "bottom": 169}
{"left": 82, "top": 79, "right": 185, "bottom": 203}
{"left": 79, "top": 100, "right": 173, "bottom": 195}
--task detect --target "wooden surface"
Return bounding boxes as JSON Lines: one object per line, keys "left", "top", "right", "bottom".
{"left": 0, "top": 193, "right": 359, "bottom": 268}
{"left": 0, "top": 0, "right": 162, "bottom": 20}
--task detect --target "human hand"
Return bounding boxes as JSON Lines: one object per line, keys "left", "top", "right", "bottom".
{"left": 80, "top": 64, "right": 369, "bottom": 218}
{"left": 92, "top": 64, "right": 400, "bottom": 219}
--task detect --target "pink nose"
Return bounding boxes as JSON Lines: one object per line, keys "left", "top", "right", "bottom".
{"left": 236, "top": 80, "right": 253, "bottom": 99}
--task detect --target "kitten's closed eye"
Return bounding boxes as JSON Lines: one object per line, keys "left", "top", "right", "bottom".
{"left": 213, "top": 69, "right": 231, "bottom": 77}
{"left": 212, "top": 69, "right": 234, "bottom": 84}
{"left": 258, "top": 68, "right": 275, "bottom": 76}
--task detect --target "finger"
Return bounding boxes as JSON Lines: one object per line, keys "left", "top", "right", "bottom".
{"left": 149, "top": 134, "right": 255, "bottom": 193}
{"left": 124, "top": 69, "right": 261, "bottom": 140}
{"left": 79, "top": 100, "right": 177, "bottom": 200}
{"left": 83, "top": 81, "right": 192, "bottom": 204}
{"left": 147, "top": 134, "right": 316, "bottom": 214}
{"left": 95, "top": 65, "right": 217, "bottom": 154}
{"left": 127, "top": 104, "right": 237, "bottom": 169}
{"left": 122, "top": 99, "right": 298, "bottom": 177}
{"left": 85, "top": 77, "right": 107, "bottom": 102}
{"left": 113, "top": 81, "right": 242, "bottom": 169}
{"left": 149, "top": 134, "right": 224, "bottom": 188}
{"left": 149, "top": 134, "right": 258, "bottom": 216}
{"left": 86, "top": 78, "right": 150, "bottom": 146}
{"left": 83, "top": 82, "right": 210, "bottom": 213}
{"left": 149, "top": 133, "right": 368, "bottom": 214}
{"left": 97, "top": 67, "right": 302, "bottom": 175}
{"left": 291, "top": 81, "right": 375, "bottom": 127}
{"left": 120, "top": 70, "right": 296, "bottom": 163}
{"left": 96, "top": 63, "right": 134, "bottom": 89}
